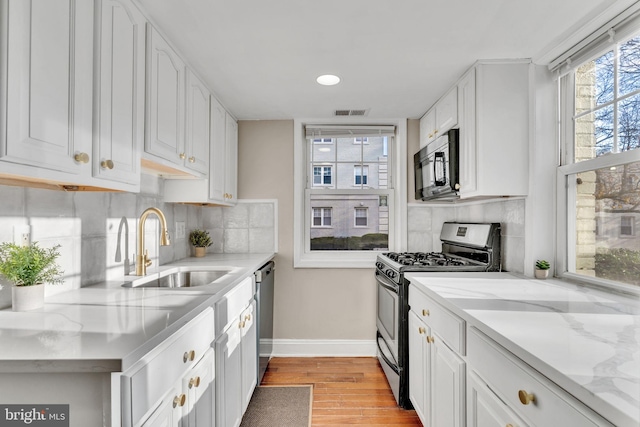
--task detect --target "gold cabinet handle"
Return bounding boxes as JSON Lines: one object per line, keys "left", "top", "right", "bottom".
{"left": 434, "top": 129, "right": 439, "bottom": 134}
{"left": 418, "top": 327, "right": 426, "bottom": 334}
{"left": 426, "top": 336, "right": 435, "bottom": 343}
{"left": 245, "top": 314, "right": 251, "bottom": 321}
{"left": 173, "top": 394, "right": 186, "bottom": 408}
{"left": 506, "top": 424, "right": 514, "bottom": 427}
{"left": 183, "top": 350, "right": 196, "bottom": 363}
{"left": 188, "top": 156, "right": 195, "bottom": 163}
{"left": 422, "top": 309, "right": 430, "bottom": 316}
{"left": 189, "top": 376, "right": 201, "bottom": 389}
{"left": 518, "top": 390, "right": 535, "bottom": 405}
{"left": 74, "top": 152, "right": 89, "bottom": 163}
{"left": 179, "top": 152, "right": 186, "bottom": 159}
{"left": 239, "top": 320, "right": 246, "bottom": 328}
{"left": 100, "top": 159, "right": 114, "bottom": 169}
{"left": 428, "top": 133, "right": 433, "bottom": 138}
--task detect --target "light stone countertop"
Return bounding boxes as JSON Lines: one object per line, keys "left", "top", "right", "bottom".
{"left": 405, "top": 271, "right": 640, "bottom": 427}
{"left": 0, "top": 253, "right": 275, "bottom": 373}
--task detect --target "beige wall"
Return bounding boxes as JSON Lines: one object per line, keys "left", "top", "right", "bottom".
{"left": 237, "top": 120, "right": 377, "bottom": 340}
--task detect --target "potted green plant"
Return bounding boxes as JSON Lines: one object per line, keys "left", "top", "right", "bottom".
{"left": 534, "top": 259, "right": 550, "bottom": 279}
{"left": 189, "top": 229, "right": 212, "bottom": 257}
{"left": 0, "top": 242, "right": 64, "bottom": 311}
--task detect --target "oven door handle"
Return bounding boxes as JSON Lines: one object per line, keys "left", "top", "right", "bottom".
{"left": 376, "top": 272, "right": 399, "bottom": 294}
{"left": 376, "top": 331, "right": 400, "bottom": 375}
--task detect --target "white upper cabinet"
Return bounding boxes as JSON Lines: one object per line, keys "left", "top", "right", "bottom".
{"left": 458, "top": 61, "right": 529, "bottom": 198}
{"left": 224, "top": 112, "right": 238, "bottom": 204}
{"left": 93, "top": 0, "right": 145, "bottom": 187}
{"left": 145, "top": 25, "right": 186, "bottom": 168}
{"left": 184, "top": 70, "right": 211, "bottom": 175}
{"left": 420, "top": 87, "right": 458, "bottom": 149}
{"left": 2, "top": 0, "right": 94, "bottom": 176}
{"left": 209, "top": 96, "right": 228, "bottom": 203}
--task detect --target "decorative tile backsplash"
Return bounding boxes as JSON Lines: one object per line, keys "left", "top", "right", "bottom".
{"left": 407, "top": 198, "right": 526, "bottom": 273}
{"left": 0, "top": 177, "right": 279, "bottom": 309}
{"left": 202, "top": 200, "right": 278, "bottom": 254}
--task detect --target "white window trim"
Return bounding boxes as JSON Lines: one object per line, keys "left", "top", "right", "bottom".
{"left": 353, "top": 137, "right": 369, "bottom": 144}
{"left": 354, "top": 207, "right": 368, "bottom": 227}
{"left": 312, "top": 165, "right": 333, "bottom": 187}
{"left": 620, "top": 216, "right": 635, "bottom": 237}
{"left": 294, "top": 118, "right": 407, "bottom": 268}
{"left": 312, "top": 207, "right": 332, "bottom": 228}
{"left": 354, "top": 165, "right": 369, "bottom": 186}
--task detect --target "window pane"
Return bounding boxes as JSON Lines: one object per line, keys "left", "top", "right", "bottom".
{"left": 309, "top": 194, "right": 388, "bottom": 251}
{"left": 571, "top": 161, "right": 640, "bottom": 287}
{"left": 575, "top": 50, "right": 615, "bottom": 107}
{"left": 575, "top": 105, "right": 614, "bottom": 160}
{"left": 618, "top": 93, "right": 640, "bottom": 152}
{"left": 619, "top": 35, "right": 640, "bottom": 96}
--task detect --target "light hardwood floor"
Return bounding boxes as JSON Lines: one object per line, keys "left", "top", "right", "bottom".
{"left": 260, "top": 357, "right": 422, "bottom": 426}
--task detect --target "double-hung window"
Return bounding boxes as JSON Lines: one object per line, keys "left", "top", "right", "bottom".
{"left": 295, "top": 123, "right": 401, "bottom": 267}
{"left": 556, "top": 22, "right": 640, "bottom": 290}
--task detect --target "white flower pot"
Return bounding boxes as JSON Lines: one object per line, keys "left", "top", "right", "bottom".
{"left": 534, "top": 269, "right": 549, "bottom": 280}
{"left": 12, "top": 283, "right": 45, "bottom": 311}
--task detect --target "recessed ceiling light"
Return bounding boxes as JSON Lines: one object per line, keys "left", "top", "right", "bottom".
{"left": 317, "top": 74, "right": 340, "bottom": 86}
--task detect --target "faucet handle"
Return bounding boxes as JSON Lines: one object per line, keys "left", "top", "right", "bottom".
{"left": 144, "top": 250, "right": 152, "bottom": 268}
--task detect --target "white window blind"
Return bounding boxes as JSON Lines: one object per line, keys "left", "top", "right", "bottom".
{"left": 305, "top": 125, "right": 396, "bottom": 139}
{"left": 549, "top": 2, "right": 640, "bottom": 74}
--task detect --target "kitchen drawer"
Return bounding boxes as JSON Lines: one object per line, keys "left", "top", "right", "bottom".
{"left": 216, "top": 276, "right": 254, "bottom": 335}
{"left": 409, "top": 285, "right": 465, "bottom": 355}
{"left": 467, "top": 327, "right": 613, "bottom": 427}
{"left": 125, "top": 307, "right": 215, "bottom": 426}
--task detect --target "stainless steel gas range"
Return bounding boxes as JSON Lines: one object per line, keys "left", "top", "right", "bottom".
{"left": 375, "top": 222, "right": 501, "bottom": 408}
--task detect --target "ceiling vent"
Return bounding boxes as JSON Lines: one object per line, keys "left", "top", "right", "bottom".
{"left": 334, "top": 109, "right": 369, "bottom": 117}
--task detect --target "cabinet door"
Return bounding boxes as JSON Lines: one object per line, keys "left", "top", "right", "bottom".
{"left": 4, "top": 0, "right": 93, "bottom": 174}
{"left": 209, "top": 97, "right": 227, "bottom": 203}
{"left": 140, "top": 385, "right": 183, "bottom": 427}
{"left": 224, "top": 113, "right": 238, "bottom": 204}
{"left": 457, "top": 67, "right": 478, "bottom": 196}
{"left": 408, "top": 311, "right": 429, "bottom": 426}
{"left": 146, "top": 25, "right": 185, "bottom": 166}
{"left": 435, "top": 87, "right": 458, "bottom": 136}
{"left": 215, "top": 324, "right": 243, "bottom": 427}
{"left": 94, "top": 0, "right": 144, "bottom": 185}
{"left": 431, "top": 333, "right": 465, "bottom": 427}
{"left": 240, "top": 302, "right": 257, "bottom": 412}
{"left": 185, "top": 348, "right": 215, "bottom": 427}
{"left": 419, "top": 109, "right": 436, "bottom": 149}
{"left": 184, "top": 70, "right": 210, "bottom": 175}
{"left": 467, "top": 371, "right": 527, "bottom": 427}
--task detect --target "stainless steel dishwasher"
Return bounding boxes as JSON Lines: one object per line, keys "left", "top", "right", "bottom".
{"left": 255, "top": 261, "right": 275, "bottom": 385}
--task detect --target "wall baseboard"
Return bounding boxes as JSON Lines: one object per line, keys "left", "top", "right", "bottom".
{"left": 271, "top": 339, "right": 377, "bottom": 357}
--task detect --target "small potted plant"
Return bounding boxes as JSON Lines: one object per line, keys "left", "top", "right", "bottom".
{"left": 534, "top": 259, "right": 550, "bottom": 279}
{"left": 189, "top": 229, "right": 212, "bottom": 257}
{"left": 0, "top": 242, "right": 64, "bottom": 311}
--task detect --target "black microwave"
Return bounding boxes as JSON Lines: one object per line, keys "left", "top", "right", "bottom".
{"left": 414, "top": 128, "right": 460, "bottom": 201}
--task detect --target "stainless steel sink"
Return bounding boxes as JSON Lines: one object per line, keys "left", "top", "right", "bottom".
{"left": 123, "top": 268, "right": 236, "bottom": 288}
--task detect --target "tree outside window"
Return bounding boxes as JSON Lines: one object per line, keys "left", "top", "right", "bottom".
{"left": 568, "top": 32, "right": 640, "bottom": 288}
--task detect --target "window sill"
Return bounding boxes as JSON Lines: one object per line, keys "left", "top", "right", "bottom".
{"left": 294, "top": 251, "right": 381, "bottom": 269}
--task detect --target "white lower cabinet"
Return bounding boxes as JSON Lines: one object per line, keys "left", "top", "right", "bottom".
{"left": 467, "top": 327, "right": 613, "bottom": 427}
{"left": 409, "top": 285, "right": 465, "bottom": 427}
{"left": 240, "top": 302, "right": 258, "bottom": 412}
{"left": 122, "top": 308, "right": 215, "bottom": 427}
{"left": 214, "top": 277, "right": 257, "bottom": 427}
{"left": 467, "top": 370, "right": 527, "bottom": 427}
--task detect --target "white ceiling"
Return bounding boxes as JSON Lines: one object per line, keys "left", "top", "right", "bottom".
{"left": 137, "top": 0, "right": 620, "bottom": 120}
